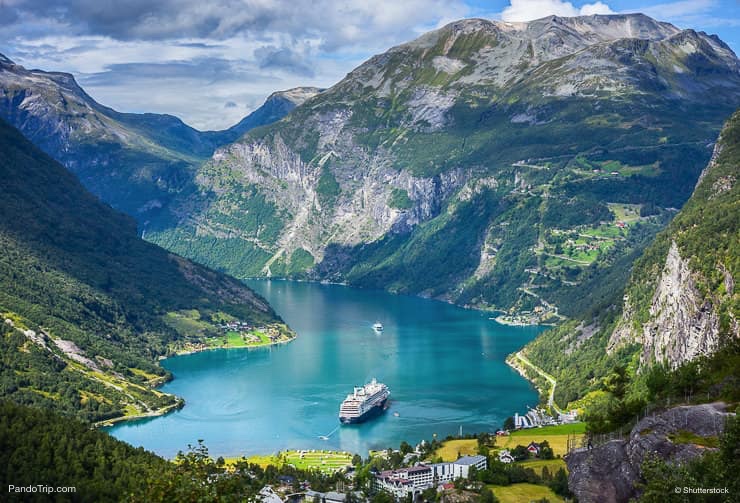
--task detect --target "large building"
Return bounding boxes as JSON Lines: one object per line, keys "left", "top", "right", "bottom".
{"left": 374, "top": 455, "right": 487, "bottom": 497}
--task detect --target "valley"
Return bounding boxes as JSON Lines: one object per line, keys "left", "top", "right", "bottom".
{"left": 0, "top": 9, "right": 738, "bottom": 503}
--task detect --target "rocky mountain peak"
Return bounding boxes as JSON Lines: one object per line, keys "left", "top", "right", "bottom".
{"left": 332, "top": 12, "right": 738, "bottom": 98}
{"left": 0, "top": 53, "right": 15, "bottom": 67}
{"left": 267, "top": 86, "right": 323, "bottom": 107}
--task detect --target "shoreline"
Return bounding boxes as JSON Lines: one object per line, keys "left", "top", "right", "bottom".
{"left": 95, "top": 399, "right": 185, "bottom": 428}
{"left": 506, "top": 351, "right": 561, "bottom": 414}
{"left": 249, "top": 277, "right": 562, "bottom": 324}
{"left": 170, "top": 331, "right": 297, "bottom": 357}
{"left": 102, "top": 328, "right": 297, "bottom": 428}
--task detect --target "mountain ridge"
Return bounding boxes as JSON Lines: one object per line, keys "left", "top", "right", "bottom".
{"left": 144, "top": 13, "right": 740, "bottom": 320}
{"left": 0, "top": 53, "right": 317, "bottom": 221}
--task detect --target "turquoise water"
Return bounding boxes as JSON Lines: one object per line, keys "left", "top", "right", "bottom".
{"left": 107, "top": 280, "right": 544, "bottom": 457}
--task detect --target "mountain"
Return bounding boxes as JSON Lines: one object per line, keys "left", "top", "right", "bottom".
{"left": 228, "top": 87, "right": 323, "bottom": 138}
{"left": 0, "top": 53, "right": 317, "bottom": 221}
{"left": 144, "top": 14, "right": 740, "bottom": 318}
{"left": 0, "top": 117, "right": 290, "bottom": 423}
{"left": 522, "top": 107, "right": 739, "bottom": 409}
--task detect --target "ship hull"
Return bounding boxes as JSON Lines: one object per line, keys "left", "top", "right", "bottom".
{"left": 339, "top": 398, "right": 387, "bottom": 424}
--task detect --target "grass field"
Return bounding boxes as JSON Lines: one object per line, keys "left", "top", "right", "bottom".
{"left": 206, "top": 330, "right": 271, "bottom": 348}
{"left": 489, "top": 483, "right": 564, "bottom": 503}
{"left": 433, "top": 439, "right": 479, "bottom": 462}
{"left": 512, "top": 423, "right": 586, "bottom": 436}
{"left": 502, "top": 423, "right": 586, "bottom": 457}
{"left": 607, "top": 203, "right": 642, "bottom": 224}
{"left": 224, "top": 450, "right": 353, "bottom": 473}
{"left": 519, "top": 458, "right": 567, "bottom": 475}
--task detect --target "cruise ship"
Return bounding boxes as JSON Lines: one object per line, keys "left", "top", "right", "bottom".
{"left": 339, "top": 378, "right": 390, "bottom": 424}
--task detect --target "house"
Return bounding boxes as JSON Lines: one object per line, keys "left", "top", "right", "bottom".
{"left": 323, "top": 492, "right": 347, "bottom": 503}
{"left": 558, "top": 410, "right": 579, "bottom": 423}
{"left": 495, "top": 430, "right": 509, "bottom": 436}
{"left": 452, "top": 455, "right": 487, "bottom": 478}
{"left": 527, "top": 442, "right": 541, "bottom": 456}
{"left": 437, "top": 482, "right": 455, "bottom": 492}
{"left": 304, "top": 490, "right": 347, "bottom": 503}
{"left": 259, "top": 486, "right": 284, "bottom": 503}
{"left": 498, "top": 450, "right": 515, "bottom": 464}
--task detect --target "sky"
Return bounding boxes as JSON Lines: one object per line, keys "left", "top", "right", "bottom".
{"left": 1, "top": 0, "right": 738, "bottom": 130}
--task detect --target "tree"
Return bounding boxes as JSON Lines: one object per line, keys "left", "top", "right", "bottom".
{"left": 503, "top": 417, "right": 515, "bottom": 431}
{"left": 478, "top": 488, "right": 498, "bottom": 503}
{"left": 400, "top": 441, "right": 413, "bottom": 455}
{"left": 539, "top": 441, "right": 554, "bottom": 460}
{"left": 371, "top": 491, "right": 394, "bottom": 503}
{"left": 511, "top": 445, "right": 529, "bottom": 461}
{"left": 548, "top": 468, "right": 570, "bottom": 497}
{"left": 421, "top": 487, "right": 437, "bottom": 502}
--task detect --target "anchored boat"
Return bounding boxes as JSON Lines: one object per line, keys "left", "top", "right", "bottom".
{"left": 339, "top": 378, "right": 390, "bottom": 424}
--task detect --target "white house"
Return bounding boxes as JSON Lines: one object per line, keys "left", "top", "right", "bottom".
{"left": 498, "top": 450, "right": 515, "bottom": 464}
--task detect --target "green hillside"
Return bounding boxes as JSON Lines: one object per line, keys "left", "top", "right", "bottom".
{"left": 521, "top": 108, "right": 740, "bottom": 415}
{"left": 0, "top": 117, "right": 290, "bottom": 423}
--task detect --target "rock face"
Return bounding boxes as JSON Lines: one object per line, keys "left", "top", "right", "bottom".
{"left": 145, "top": 13, "right": 740, "bottom": 315}
{"left": 567, "top": 403, "right": 732, "bottom": 503}
{"left": 607, "top": 110, "right": 739, "bottom": 368}
{"left": 641, "top": 241, "right": 722, "bottom": 365}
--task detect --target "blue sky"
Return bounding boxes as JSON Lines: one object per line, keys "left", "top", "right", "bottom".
{"left": 1, "top": 0, "right": 738, "bottom": 130}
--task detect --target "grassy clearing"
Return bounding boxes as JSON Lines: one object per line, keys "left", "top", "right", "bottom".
{"left": 668, "top": 430, "right": 719, "bottom": 448}
{"left": 205, "top": 330, "right": 272, "bottom": 349}
{"left": 519, "top": 458, "right": 567, "bottom": 476}
{"left": 128, "top": 367, "right": 162, "bottom": 383}
{"left": 607, "top": 203, "right": 642, "bottom": 224}
{"left": 225, "top": 450, "right": 353, "bottom": 473}
{"left": 502, "top": 423, "right": 586, "bottom": 457}
{"left": 433, "top": 439, "right": 479, "bottom": 462}
{"left": 163, "top": 310, "right": 213, "bottom": 337}
{"left": 512, "top": 423, "right": 586, "bottom": 436}
{"left": 489, "top": 483, "right": 564, "bottom": 503}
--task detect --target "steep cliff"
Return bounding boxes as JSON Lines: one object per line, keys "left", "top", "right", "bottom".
{"left": 146, "top": 14, "right": 740, "bottom": 317}
{"left": 522, "top": 108, "right": 739, "bottom": 407}
{"left": 608, "top": 110, "right": 739, "bottom": 368}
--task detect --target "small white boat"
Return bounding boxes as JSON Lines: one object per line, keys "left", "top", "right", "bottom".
{"left": 372, "top": 322, "right": 384, "bottom": 332}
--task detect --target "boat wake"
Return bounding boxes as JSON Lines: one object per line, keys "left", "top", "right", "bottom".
{"left": 319, "top": 425, "right": 340, "bottom": 440}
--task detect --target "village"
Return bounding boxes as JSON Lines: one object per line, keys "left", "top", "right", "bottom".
{"left": 173, "top": 320, "right": 294, "bottom": 355}
{"left": 247, "top": 410, "right": 585, "bottom": 503}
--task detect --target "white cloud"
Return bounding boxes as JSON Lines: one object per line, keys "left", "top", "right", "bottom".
{"left": 3, "top": 0, "right": 472, "bottom": 130}
{"left": 501, "top": 0, "right": 614, "bottom": 22}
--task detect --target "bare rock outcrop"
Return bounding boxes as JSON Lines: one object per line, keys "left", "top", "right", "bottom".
{"left": 566, "top": 402, "right": 732, "bottom": 503}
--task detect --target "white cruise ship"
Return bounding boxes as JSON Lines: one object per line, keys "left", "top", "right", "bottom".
{"left": 339, "top": 378, "right": 390, "bottom": 424}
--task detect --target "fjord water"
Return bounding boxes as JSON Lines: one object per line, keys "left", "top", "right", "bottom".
{"left": 108, "top": 281, "right": 544, "bottom": 457}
